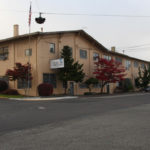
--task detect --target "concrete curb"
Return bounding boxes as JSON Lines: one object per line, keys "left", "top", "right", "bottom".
{"left": 9, "top": 96, "right": 78, "bottom": 101}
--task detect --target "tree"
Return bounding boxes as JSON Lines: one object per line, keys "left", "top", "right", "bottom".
{"left": 58, "top": 46, "right": 85, "bottom": 94}
{"left": 85, "top": 77, "right": 98, "bottom": 92}
{"left": 6, "top": 63, "right": 32, "bottom": 95}
{"left": 93, "top": 58, "right": 126, "bottom": 93}
{"left": 135, "top": 64, "right": 150, "bottom": 89}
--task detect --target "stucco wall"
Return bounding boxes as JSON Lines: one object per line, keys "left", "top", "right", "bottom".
{"left": 0, "top": 32, "right": 149, "bottom": 96}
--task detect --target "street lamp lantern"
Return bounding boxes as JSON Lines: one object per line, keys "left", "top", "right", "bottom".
{"left": 35, "top": 13, "right": 46, "bottom": 24}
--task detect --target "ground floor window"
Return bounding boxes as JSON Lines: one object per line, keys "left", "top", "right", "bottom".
{"left": 93, "top": 83, "right": 101, "bottom": 88}
{"left": 79, "top": 83, "right": 87, "bottom": 89}
{"left": 43, "top": 73, "right": 57, "bottom": 88}
{"left": 62, "top": 81, "right": 67, "bottom": 88}
{"left": 17, "top": 79, "right": 32, "bottom": 89}
{"left": 0, "top": 76, "right": 9, "bottom": 83}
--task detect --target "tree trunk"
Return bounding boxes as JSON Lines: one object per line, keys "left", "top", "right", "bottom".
{"left": 100, "top": 81, "right": 104, "bottom": 93}
{"left": 101, "top": 86, "right": 104, "bottom": 93}
{"left": 64, "top": 81, "right": 67, "bottom": 95}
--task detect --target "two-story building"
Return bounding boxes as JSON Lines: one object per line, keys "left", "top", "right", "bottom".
{"left": 0, "top": 25, "right": 149, "bottom": 96}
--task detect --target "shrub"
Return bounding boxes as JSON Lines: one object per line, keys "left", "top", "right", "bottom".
{"left": 0, "top": 80, "right": 8, "bottom": 92}
{"left": 1, "top": 89, "right": 19, "bottom": 95}
{"left": 38, "top": 83, "right": 53, "bottom": 96}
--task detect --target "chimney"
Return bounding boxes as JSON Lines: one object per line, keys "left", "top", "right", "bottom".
{"left": 111, "top": 46, "right": 115, "bottom": 52}
{"left": 13, "top": 24, "right": 19, "bottom": 36}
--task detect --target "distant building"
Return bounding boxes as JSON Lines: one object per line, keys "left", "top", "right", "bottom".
{"left": 0, "top": 25, "right": 149, "bottom": 96}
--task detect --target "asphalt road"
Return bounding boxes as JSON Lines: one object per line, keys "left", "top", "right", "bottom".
{"left": 0, "top": 93, "right": 150, "bottom": 150}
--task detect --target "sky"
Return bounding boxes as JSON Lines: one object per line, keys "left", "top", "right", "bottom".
{"left": 0, "top": 0, "right": 150, "bottom": 61}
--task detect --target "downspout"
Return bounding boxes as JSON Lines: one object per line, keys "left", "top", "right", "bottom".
{"left": 13, "top": 42, "right": 16, "bottom": 89}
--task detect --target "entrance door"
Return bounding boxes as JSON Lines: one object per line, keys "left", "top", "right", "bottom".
{"left": 70, "top": 82, "right": 74, "bottom": 95}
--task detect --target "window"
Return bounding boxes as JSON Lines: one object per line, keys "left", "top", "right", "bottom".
{"left": 62, "top": 81, "right": 67, "bottom": 88}
{"left": 70, "top": 48, "right": 73, "bottom": 57}
{"left": 93, "top": 53, "right": 99, "bottom": 61}
{"left": 25, "top": 49, "right": 32, "bottom": 56}
{"left": 93, "top": 83, "right": 101, "bottom": 88}
{"left": 50, "top": 43, "right": 55, "bottom": 53}
{"left": 104, "top": 55, "right": 111, "bottom": 60}
{"left": 43, "top": 73, "right": 57, "bottom": 88}
{"left": 125, "top": 60, "right": 131, "bottom": 70}
{"left": 0, "top": 46, "right": 8, "bottom": 60}
{"left": 115, "top": 57, "right": 122, "bottom": 64}
{"left": 17, "top": 79, "right": 31, "bottom": 89}
{"left": 0, "top": 76, "right": 9, "bottom": 84}
{"left": 134, "top": 61, "right": 138, "bottom": 68}
{"left": 79, "top": 83, "right": 87, "bottom": 89}
{"left": 141, "top": 63, "right": 145, "bottom": 69}
{"left": 80, "top": 49, "right": 87, "bottom": 59}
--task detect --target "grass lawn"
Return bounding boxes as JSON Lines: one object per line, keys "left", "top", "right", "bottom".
{"left": 0, "top": 94, "right": 24, "bottom": 98}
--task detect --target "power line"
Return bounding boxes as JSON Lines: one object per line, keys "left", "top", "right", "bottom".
{"left": 118, "top": 43, "right": 150, "bottom": 49}
{"left": 116, "top": 48, "right": 150, "bottom": 53}
{"left": 1, "top": 9, "right": 150, "bottom": 18}
{"left": 43, "top": 12, "right": 150, "bottom": 18}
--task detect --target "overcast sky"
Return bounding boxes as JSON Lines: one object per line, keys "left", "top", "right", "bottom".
{"left": 0, "top": 0, "right": 150, "bottom": 61}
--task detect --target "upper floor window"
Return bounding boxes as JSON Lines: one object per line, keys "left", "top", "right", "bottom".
{"left": 50, "top": 43, "right": 55, "bottom": 53}
{"left": 0, "top": 46, "right": 8, "bottom": 60}
{"left": 80, "top": 49, "right": 87, "bottom": 59}
{"left": 25, "top": 49, "right": 32, "bottom": 56}
{"left": 141, "top": 63, "right": 145, "bottom": 69}
{"left": 104, "top": 55, "right": 111, "bottom": 60}
{"left": 115, "top": 57, "right": 122, "bottom": 64}
{"left": 70, "top": 48, "right": 73, "bottom": 57}
{"left": 134, "top": 61, "right": 139, "bottom": 68}
{"left": 125, "top": 60, "right": 131, "bottom": 70}
{"left": 93, "top": 52, "right": 99, "bottom": 61}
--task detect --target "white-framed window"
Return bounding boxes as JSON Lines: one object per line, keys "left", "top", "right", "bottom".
{"left": 0, "top": 46, "right": 8, "bottom": 60}
{"left": 141, "top": 63, "right": 145, "bottom": 69}
{"left": 125, "top": 60, "right": 131, "bottom": 70}
{"left": 115, "top": 57, "right": 122, "bottom": 64}
{"left": 104, "top": 55, "right": 111, "bottom": 60}
{"left": 80, "top": 49, "right": 87, "bottom": 59}
{"left": 25, "top": 49, "right": 32, "bottom": 56}
{"left": 134, "top": 61, "right": 138, "bottom": 68}
{"left": 93, "top": 52, "right": 99, "bottom": 61}
{"left": 50, "top": 43, "right": 55, "bottom": 53}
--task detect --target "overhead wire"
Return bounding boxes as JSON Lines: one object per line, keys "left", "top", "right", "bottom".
{"left": 1, "top": 9, "right": 150, "bottom": 18}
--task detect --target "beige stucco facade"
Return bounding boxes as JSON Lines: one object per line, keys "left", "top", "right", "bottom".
{"left": 0, "top": 30, "right": 149, "bottom": 96}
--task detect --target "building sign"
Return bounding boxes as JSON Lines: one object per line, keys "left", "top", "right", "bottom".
{"left": 50, "top": 58, "right": 64, "bottom": 69}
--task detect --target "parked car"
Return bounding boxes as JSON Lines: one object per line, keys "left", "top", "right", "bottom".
{"left": 144, "top": 86, "right": 150, "bottom": 92}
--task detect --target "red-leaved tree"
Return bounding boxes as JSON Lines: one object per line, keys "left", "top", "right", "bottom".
{"left": 93, "top": 58, "right": 126, "bottom": 93}
{"left": 6, "top": 63, "right": 32, "bottom": 95}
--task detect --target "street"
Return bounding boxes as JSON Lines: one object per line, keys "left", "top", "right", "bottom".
{"left": 0, "top": 93, "right": 150, "bottom": 150}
